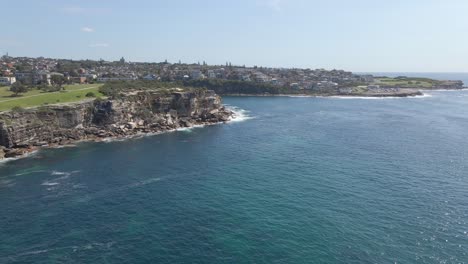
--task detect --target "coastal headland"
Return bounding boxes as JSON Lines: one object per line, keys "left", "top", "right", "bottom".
{"left": 0, "top": 88, "right": 232, "bottom": 160}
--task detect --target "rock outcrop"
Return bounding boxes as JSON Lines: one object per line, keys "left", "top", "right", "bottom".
{"left": 0, "top": 89, "right": 232, "bottom": 159}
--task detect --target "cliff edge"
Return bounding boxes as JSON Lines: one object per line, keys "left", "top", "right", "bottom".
{"left": 0, "top": 89, "right": 232, "bottom": 159}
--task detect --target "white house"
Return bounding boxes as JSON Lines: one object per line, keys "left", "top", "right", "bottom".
{"left": 207, "top": 70, "right": 216, "bottom": 79}
{"left": 0, "top": 76, "right": 16, "bottom": 85}
{"left": 191, "top": 70, "right": 205, "bottom": 80}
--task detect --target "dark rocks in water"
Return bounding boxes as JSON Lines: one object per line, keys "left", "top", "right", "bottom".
{"left": 179, "top": 118, "right": 193, "bottom": 128}
{"left": 0, "top": 90, "right": 234, "bottom": 159}
{"left": 3, "top": 147, "right": 33, "bottom": 158}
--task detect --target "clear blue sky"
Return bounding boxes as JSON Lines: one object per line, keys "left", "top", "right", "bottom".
{"left": 2, "top": 0, "right": 468, "bottom": 72}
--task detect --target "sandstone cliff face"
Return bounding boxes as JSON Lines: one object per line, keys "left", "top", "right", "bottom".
{"left": 0, "top": 90, "right": 232, "bottom": 158}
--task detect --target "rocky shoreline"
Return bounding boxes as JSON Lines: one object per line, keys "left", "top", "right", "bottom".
{"left": 0, "top": 89, "right": 233, "bottom": 160}
{"left": 221, "top": 88, "right": 428, "bottom": 97}
{"left": 224, "top": 87, "right": 468, "bottom": 98}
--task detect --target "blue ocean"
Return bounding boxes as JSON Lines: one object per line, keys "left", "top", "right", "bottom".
{"left": 1, "top": 73, "right": 468, "bottom": 263}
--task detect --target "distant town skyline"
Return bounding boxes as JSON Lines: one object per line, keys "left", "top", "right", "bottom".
{"left": 2, "top": 0, "right": 468, "bottom": 72}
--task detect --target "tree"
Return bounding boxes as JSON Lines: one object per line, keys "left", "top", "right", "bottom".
{"left": 10, "top": 82, "right": 28, "bottom": 96}
{"left": 51, "top": 75, "right": 65, "bottom": 88}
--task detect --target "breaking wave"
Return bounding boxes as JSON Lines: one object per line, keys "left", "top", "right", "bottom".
{"left": 41, "top": 170, "right": 80, "bottom": 187}
{"left": 227, "top": 106, "right": 254, "bottom": 122}
{"left": 0, "top": 150, "right": 39, "bottom": 165}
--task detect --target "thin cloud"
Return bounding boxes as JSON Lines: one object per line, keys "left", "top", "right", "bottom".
{"left": 88, "top": 43, "right": 110, "bottom": 48}
{"left": 81, "top": 27, "right": 94, "bottom": 33}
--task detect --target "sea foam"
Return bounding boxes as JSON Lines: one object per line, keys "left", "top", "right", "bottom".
{"left": 0, "top": 150, "right": 39, "bottom": 166}
{"left": 227, "top": 106, "right": 254, "bottom": 122}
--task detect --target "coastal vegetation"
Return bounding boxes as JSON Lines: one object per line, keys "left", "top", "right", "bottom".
{"left": 99, "top": 80, "right": 182, "bottom": 97}
{"left": 182, "top": 79, "right": 293, "bottom": 95}
{"left": 99, "top": 79, "right": 295, "bottom": 97}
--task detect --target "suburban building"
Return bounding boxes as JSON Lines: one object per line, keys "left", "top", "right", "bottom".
{"left": 0, "top": 76, "right": 16, "bottom": 85}
{"left": 190, "top": 70, "right": 204, "bottom": 80}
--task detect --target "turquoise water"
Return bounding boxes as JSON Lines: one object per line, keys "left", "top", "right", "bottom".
{"left": 1, "top": 90, "right": 468, "bottom": 263}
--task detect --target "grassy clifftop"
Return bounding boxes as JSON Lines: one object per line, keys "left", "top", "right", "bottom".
{"left": 375, "top": 77, "right": 462, "bottom": 89}
{"left": 0, "top": 84, "right": 103, "bottom": 112}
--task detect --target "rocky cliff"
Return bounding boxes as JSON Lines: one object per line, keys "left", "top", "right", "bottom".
{"left": 0, "top": 89, "right": 232, "bottom": 159}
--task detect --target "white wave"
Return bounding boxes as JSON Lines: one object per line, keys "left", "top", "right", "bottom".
{"left": 174, "top": 127, "right": 194, "bottom": 132}
{"left": 428, "top": 88, "right": 468, "bottom": 92}
{"left": 417, "top": 93, "right": 433, "bottom": 98}
{"left": 50, "top": 170, "right": 80, "bottom": 179}
{"left": 227, "top": 106, "right": 254, "bottom": 122}
{"left": 173, "top": 123, "right": 208, "bottom": 132}
{"left": 41, "top": 182, "right": 59, "bottom": 186}
{"left": 327, "top": 93, "right": 432, "bottom": 100}
{"left": 8, "top": 241, "right": 116, "bottom": 259}
{"left": 0, "top": 150, "right": 39, "bottom": 165}
{"left": 49, "top": 144, "right": 76, "bottom": 149}
{"left": 288, "top": 95, "right": 315, "bottom": 98}
{"left": 41, "top": 170, "right": 80, "bottom": 187}
{"left": 0, "top": 179, "right": 16, "bottom": 188}
{"left": 129, "top": 177, "right": 162, "bottom": 188}
{"left": 14, "top": 170, "right": 47, "bottom": 176}
{"left": 51, "top": 171, "right": 68, "bottom": 176}
{"left": 102, "top": 136, "right": 129, "bottom": 143}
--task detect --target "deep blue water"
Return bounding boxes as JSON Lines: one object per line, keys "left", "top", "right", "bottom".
{"left": 1, "top": 88, "right": 468, "bottom": 263}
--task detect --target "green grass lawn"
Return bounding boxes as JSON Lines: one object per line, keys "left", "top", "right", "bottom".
{"left": 0, "top": 84, "right": 103, "bottom": 112}
{"left": 375, "top": 77, "right": 435, "bottom": 88}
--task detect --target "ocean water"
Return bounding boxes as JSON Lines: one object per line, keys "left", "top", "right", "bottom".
{"left": 1, "top": 88, "right": 468, "bottom": 263}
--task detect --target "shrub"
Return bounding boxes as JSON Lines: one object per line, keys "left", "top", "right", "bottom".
{"left": 11, "top": 106, "right": 26, "bottom": 112}
{"left": 94, "top": 97, "right": 105, "bottom": 102}
{"left": 85, "top": 92, "right": 96, "bottom": 97}
{"left": 41, "top": 85, "right": 62, "bottom": 93}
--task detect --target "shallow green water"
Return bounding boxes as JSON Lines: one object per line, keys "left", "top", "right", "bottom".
{"left": 1, "top": 90, "right": 467, "bottom": 263}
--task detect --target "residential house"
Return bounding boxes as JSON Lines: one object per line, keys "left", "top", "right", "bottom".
{"left": 0, "top": 76, "right": 16, "bottom": 85}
